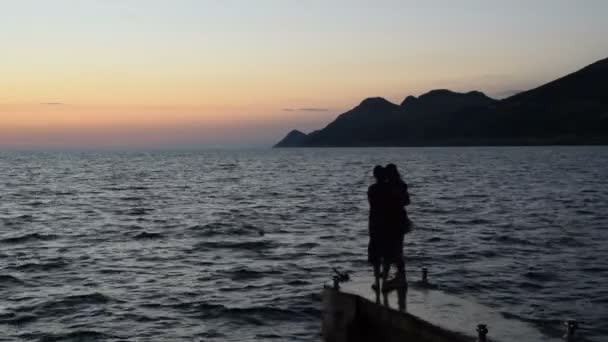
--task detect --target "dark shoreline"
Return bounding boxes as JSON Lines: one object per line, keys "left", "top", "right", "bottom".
{"left": 274, "top": 140, "right": 608, "bottom": 148}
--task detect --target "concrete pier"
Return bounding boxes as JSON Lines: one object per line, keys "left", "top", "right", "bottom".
{"left": 321, "top": 272, "right": 563, "bottom": 342}
{"left": 322, "top": 286, "right": 473, "bottom": 342}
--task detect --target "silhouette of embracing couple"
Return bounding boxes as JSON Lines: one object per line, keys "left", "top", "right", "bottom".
{"left": 368, "top": 164, "right": 411, "bottom": 293}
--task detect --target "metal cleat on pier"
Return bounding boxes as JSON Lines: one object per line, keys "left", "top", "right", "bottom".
{"left": 422, "top": 267, "right": 429, "bottom": 285}
{"left": 563, "top": 320, "right": 578, "bottom": 341}
{"left": 476, "top": 324, "right": 489, "bottom": 342}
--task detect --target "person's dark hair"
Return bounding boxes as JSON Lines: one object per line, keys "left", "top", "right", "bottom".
{"left": 385, "top": 163, "right": 403, "bottom": 183}
{"left": 373, "top": 165, "right": 386, "bottom": 182}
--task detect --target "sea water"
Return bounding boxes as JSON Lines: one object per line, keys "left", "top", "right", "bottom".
{"left": 1, "top": 147, "right": 607, "bottom": 341}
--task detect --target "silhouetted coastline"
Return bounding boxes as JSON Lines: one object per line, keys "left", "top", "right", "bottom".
{"left": 275, "top": 57, "right": 608, "bottom": 147}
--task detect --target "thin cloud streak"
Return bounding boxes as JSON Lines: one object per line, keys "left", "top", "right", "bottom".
{"left": 283, "top": 107, "right": 330, "bottom": 112}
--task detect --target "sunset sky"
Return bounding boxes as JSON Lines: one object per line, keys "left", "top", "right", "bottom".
{"left": 1, "top": 0, "right": 607, "bottom": 148}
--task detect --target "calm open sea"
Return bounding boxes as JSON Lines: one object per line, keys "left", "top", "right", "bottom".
{"left": 1, "top": 147, "right": 607, "bottom": 342}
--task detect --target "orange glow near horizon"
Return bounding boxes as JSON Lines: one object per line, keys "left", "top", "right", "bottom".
{"left": 1, "top": 1, "right": 607, "bottom": 147}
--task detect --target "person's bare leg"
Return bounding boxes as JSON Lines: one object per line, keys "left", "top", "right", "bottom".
{"left": 397, "top": 286, "right": 406, "bottom": 311}
{"left": 381, "top": 260, "right": 391, "bottom": 292}
{"left": 395, "top": 235, "right": 407, "bottom": 287}
{"left": 382, "top": 261, "right": 391, "bottom": 280}
{"left": 383, "top": 258, "right": 407, "bottom": 292}
{"left": 373, "top": 263, "right": 381, "bottom": 303}
{"left": 372, "top": 263, "right": 381, "bottom": 292}
{"left": 382, "top": 291, "right": 389, "bottom": 307}
{"left": 396, "top": 259, "right": 407, "bottom": 287}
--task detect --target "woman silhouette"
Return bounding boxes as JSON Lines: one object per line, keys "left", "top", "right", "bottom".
{"left": 382, "top": 163, "right": 411, "bottom": 291}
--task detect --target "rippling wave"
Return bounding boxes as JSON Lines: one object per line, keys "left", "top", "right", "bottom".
{"left": 1, "top": 147, "right": 607, "bottom": 341}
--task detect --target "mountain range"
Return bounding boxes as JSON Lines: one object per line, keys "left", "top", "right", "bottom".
{"left": 275, "top": 57, "right": 608, "bottom": 147}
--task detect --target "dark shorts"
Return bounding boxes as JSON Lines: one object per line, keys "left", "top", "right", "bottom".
{"left": 368, "top": 232, "right": 404, "bottom": 265}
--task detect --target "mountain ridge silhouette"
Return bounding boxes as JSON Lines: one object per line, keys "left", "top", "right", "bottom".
{"left": 275, "top": 57, "right": 608, "bottom": 147}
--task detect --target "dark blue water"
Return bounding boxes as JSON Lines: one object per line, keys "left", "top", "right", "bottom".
{"left": 1, "top": 147, "right": 607, "bottom": 341}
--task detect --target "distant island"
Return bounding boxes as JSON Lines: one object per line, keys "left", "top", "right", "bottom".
{"left": 275, "top": 57, "right": 608, "bottom": 147}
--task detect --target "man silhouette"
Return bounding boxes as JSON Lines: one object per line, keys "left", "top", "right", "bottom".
{"left": 367, "top": 165, "right": 389, "bottom": 293}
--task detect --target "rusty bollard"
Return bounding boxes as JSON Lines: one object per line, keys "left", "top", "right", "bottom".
{"left": 476, "top": 324, "right": 488, "bottom": 342}
{"left": 563, "top": 320, "right": 578, "bottom": 340}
